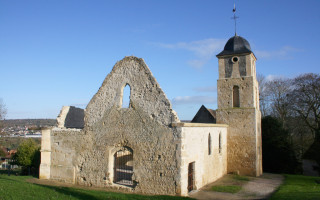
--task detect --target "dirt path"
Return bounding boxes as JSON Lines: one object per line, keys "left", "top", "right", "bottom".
{"left": 189, "top": 173, "right": 284, "bottom": 200}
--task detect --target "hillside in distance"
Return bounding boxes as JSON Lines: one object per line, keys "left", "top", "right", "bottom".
{"left": 1, "top": 119, "right": 56, "bottom": 128}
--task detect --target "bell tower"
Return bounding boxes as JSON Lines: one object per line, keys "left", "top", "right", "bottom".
{"left": 216, "top": 35, "right": 262, "bottom": 176}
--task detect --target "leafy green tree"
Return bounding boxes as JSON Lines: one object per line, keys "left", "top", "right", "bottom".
{"left": 262, "top": 116, "right": 301, "bottom": 174}
{"left": 11, "top": 139, "right": 40, "bottom": 175}
{"left": 0, "top": 147, "right": 6, "bottom": 157}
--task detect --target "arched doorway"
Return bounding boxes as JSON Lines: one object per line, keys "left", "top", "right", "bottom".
{"left": 113, "top": 147, "right": 133, "bottom": 187}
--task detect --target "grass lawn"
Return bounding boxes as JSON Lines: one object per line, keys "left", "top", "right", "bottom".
{"left": 210, "top": 185, "right": 242, "bottom": 193}
{"left": 232, "top": 175, "right": 250, "bottom": 182}
{"left": 0, "top": 173, "right": 193, "bottom": 200}
{"left": 270, "top": 174, "right": 320, "bottom": 200}
{"left": 208, "top": 174, "right": 250, "bottom": 194}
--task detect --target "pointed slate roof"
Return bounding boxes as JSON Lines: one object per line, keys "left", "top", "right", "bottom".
{"left": 191, "top": 105, "right": 216, "bottom": 124}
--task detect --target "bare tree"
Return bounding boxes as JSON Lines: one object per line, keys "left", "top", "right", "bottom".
{"left": 289, "top": 73, "right": 320, "bottom": 139}
{"left": 257, "top": 73, "right": 270, "bottom": 117}
{"left": 265, "top": 78, "right": 292, "bottom": 127}
{"left": 0, "top": 99, "right": 7, "bottom": 120}
{"left": 260, "top": 73, "right": 320, "bottom": 163}
{"left": 0, "top": 99, "right": 7, "bottom": 135}
{"left": 287, "top": 73, "right": 320, "bottom": 166}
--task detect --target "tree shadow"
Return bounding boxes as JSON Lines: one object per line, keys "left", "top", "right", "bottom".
{"left": 0, "top": 176, "right": 20, "bottom": 183}
{"left": 33, "top": 184, "right": 100, "bottom": 200}
{"left": 0, "top": 169, "right": 20, "bottom": 175}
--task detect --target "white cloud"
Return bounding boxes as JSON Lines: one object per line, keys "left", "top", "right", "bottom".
{"left": 265, "top": 74, "right": 287, "bottom": 82}
{"left": 153, "top": 38, "right": 226, "bottom": 68}
{"left": 255, "top": 46, "right": 302, "bottom": 59}
{"left": 193, "top": 86, "right": 217, "bottom": 93}
{"left": 70, "top": 103, "right": 87, "bottom": 108}
{"left": 187, "top": 59, "right": 206, "bottom": 69}
{"left": 172, "top": 96, "right": 216, "bottom": 105}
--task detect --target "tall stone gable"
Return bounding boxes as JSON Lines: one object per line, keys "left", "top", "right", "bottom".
{"left": 85, "top": 56, "right": 179, "bottom": 127}
{"left": 216, "top": 36, "right": 263, "bottom": 176}
{"left": 78, "top": 56, "right": 181, "bottom": 194}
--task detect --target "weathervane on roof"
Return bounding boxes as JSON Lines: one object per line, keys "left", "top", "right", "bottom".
{"left": 231, "top": 3, "right": 239, "bottom": 36}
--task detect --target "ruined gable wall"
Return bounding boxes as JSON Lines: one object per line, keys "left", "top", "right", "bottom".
{"left": 85, "top": 56, "right": 179, "bottom": 128}
{"left": 78, "top": 57, "right": 181, "bottom": 195}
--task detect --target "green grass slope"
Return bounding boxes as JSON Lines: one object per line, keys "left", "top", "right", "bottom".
{"left": 270, "top": 174, "right": 320, "bottom": 200}
{"left": 0, "top": 173, "right": 192, "bottom": 200}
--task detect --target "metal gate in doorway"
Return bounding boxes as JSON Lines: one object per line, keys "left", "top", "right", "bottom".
{"left": 113, "top": 147, "right": 133, "bottom": 187}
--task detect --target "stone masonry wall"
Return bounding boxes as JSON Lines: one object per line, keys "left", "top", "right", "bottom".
{"left": 50, "top": 128, "right": 85, "bottom": 183}
{"left": 217, "top": 77, "right": 255, "bottom": 109}
{"left": 217, "top": 109, "right": 259, "bottom": 176}
{"left": 76, "top": 56, "right": 181, "bottom": 195}
{"left": 78, "top": 106, "right": 181, "bottom": 194}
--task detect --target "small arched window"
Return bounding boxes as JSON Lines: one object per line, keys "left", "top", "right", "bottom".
{"left": 219, "top": 132, "right": 222, "bottom": 154}
{"left": 233, "top": 86, "right": 240, "bottom": 107}
{"left": 208, "top": 133, "right": 212, "bottom": 155}
{"left": 122, "top": 84, "right": 131, "bottom": 108}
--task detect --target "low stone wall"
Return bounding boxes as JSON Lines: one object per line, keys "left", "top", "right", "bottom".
{"left": 50, "top": 128, "right": 84, "bottom": 183}
{"left": 39, "top": 127, "right": 84, "bottom": 183}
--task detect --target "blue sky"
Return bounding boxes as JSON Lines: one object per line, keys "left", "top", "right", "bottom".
{"left": 1, "top": 0, "right": 319, "bottom": 120}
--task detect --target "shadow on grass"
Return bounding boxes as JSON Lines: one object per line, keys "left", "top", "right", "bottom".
{"left": 33, "top": 184, "right": 101, "bottom": 200}
{"left": 0, "top": 176, "right": 21, "bottom": 183}
{"left": 33, "top": 184, "right": 193, "bottom": 200}
{"left": 0, "top": 169, "right": 20, "bottom": 175}
{"left": 0, "top": 168, "right": 40, "bottom": 179}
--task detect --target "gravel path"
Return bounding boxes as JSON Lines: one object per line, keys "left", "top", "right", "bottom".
{"left": 189, "top": 173, "right": 284, "bottom": 200}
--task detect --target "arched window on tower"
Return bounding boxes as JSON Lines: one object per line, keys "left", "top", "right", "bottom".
{"left": 208, "top": 133, "right": 212, "bottom": 155}
{"left": 122, "top": 84, "right": 131, "bottom": 108}
{"left": 233, "top": 86, "right": 240, "bottom": 108}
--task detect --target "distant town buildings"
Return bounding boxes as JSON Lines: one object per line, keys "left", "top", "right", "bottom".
{"left": 1, "top": 125, "right": 42, "bottom": 138}
{"left": 0, "top": 147, "right": 17, "bottom": 169}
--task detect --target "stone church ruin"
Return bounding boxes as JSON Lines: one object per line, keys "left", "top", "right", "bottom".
{"left": 40, "top": 35, "right": 262, "bottom": 196}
